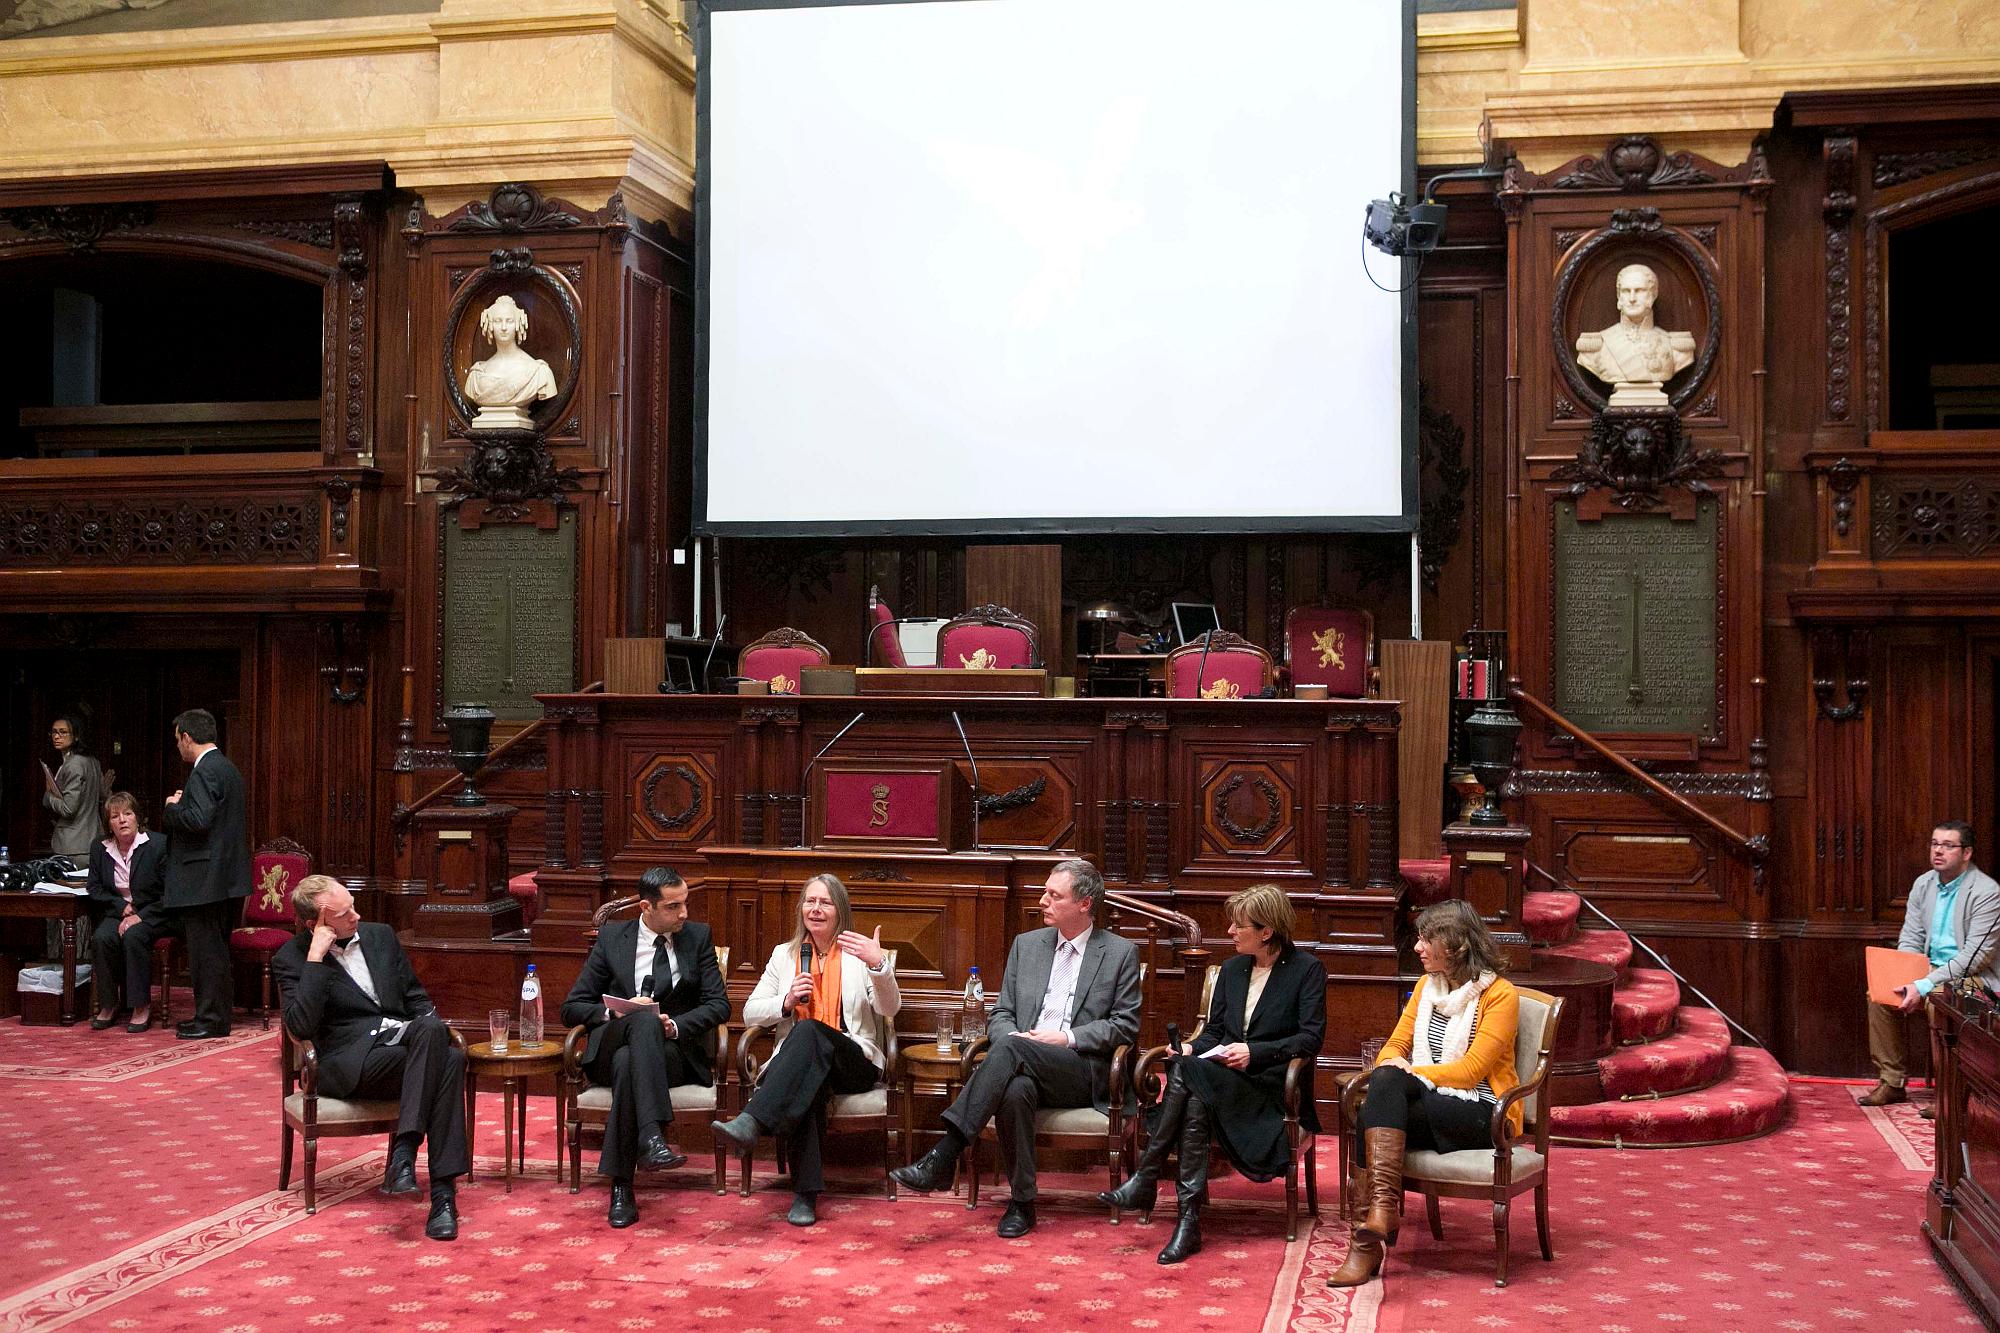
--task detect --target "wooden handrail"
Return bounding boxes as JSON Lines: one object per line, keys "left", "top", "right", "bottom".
{"left": 1104, "top": 890, "right": 1213, "bottom": 1037}
{"left": 392, "top": 682, "right": 604, "bottom": 830}
{"left": 1509, "top": 686, "right": 1768, "bottom": 862}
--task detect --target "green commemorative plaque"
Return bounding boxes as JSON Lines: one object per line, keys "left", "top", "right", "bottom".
{"left": 1553, "top": 500, "right": 1718, "bottom": 735}
{"left": 442, "top": 510, "right": 577, "bottom": 720}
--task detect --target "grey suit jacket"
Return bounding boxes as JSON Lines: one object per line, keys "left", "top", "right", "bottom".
{"left": 987, "top": 925, "right": 1142, "bottom": 1061}
{"left": 1897, "top": 865, "right": 2000, "bottom": 995}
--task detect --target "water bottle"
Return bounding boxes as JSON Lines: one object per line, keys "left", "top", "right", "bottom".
{"left": 961, "top": 966, "right": 985, "bottom": 1043}
{"left": 519, "top": 964, "right": 544, "bottom": 1047}
{"left": 0, "top": 846, "right": 9, "bottom": 867}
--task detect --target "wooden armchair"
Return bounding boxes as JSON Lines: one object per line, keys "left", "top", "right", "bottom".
{"left": 560, "top": 895, "right": 731, "bottom": 1194}
{"left": 1129, "top": 963, "right": 1318, "bottom": 1240}
{"left": 728, "top": 950, "right": 900, "bottom": 1199}
{"left": 961, "top": 964, "right": 1145, "bottom": 1221}
{"left": 1339, "top": 987, "right": 1564, "bottom": 1286}
{"left": 232, "top": 837, "right": 312, "bottom": 1028}
{"left": 280, "top": 1022, "right": 467, "bottom": 1214}
{"left": 739, "top": 627, "right": 831, "bottom": 695}
{"left": 937, "top": 603, "right": 1040, "bottom": 669}
{"left": 1165, "top": 630, "right": 1273, "bottom": 699}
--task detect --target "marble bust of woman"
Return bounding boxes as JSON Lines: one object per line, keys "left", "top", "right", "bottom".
{"left": 1574, "top": 263, "right": 1696, "bottom": 407}
{"left": 463, "top": 295, "right": 558, "bottom": 430}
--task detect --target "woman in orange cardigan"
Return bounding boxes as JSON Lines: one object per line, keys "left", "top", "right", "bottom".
{"left": 1329, "top": 900, "right": 1519, "bottom": 1287}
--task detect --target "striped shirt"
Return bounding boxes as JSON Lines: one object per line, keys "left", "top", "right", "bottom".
{"left": 1426, "top": 1007, "right": 1498, "bottom": 1104}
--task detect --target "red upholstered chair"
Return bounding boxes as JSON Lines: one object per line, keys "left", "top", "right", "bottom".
{"left": 867, "top": 584, "right": 907, "bottom": 667}
{"left": 1165, "top": 630, "right": 1273, "bottom": 699}
{"left": 936, "top": 604, "right": 1040, "bottom": 670}
{"left": 231, "top": 837, "right": 311, "bottom": 1029}
{"left": 1284, "top": 604, "right": 1376, "bottom": 697}
{"left": 738, "top": 627, "right": 831, "bottom": 696}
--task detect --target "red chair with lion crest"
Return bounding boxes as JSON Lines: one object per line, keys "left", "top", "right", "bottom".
{"left": 739, "top": 627, "right": 831, "bottom": 696}
{"left": 230, "top": 837, "right": 312, "bottom": 1029}
{"left": 1283, "top": 604, "right": 1376, "bottom": 698}
{"left": 1165, "top": 630, "right": 1273, "bottom": 699}
{"left": 936, "top": 603, "right": 1040, "bottom": 670}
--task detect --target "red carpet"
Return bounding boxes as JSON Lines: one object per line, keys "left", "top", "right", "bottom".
{"left": 0, "top": 1017, "right": 1975, "bottom": 1332}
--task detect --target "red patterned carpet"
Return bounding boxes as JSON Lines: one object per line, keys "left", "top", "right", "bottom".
{"left": 0, "top": 1014, "right": 1974, "bottom": 1333}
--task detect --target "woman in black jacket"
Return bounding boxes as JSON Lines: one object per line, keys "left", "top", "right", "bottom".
{"left": 84, "top": 792, "right": 169, "bottom": 1032}
{"left": 1101, "top": 882, "right": 1326, "bottom": 1264}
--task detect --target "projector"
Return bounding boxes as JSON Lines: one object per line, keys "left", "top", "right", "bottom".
{"left": 1362, "top": 192, "right": 1449, "bottom": 257}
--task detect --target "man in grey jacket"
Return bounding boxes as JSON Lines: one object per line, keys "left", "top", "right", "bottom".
{"left": 1864, "top": 820, "right": 2000, "bottom": 1109}
{"left": 892, "top": 858, "right": 1141, "bottom": 1238}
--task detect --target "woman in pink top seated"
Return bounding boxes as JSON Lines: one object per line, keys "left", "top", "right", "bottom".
{"left": 84, "top": 792, "right": 170, "bottom": 1032}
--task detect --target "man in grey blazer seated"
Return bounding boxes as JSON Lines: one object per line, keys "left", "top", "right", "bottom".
{"left": 1865, "top": 820, "right": 2000, "bottom": 1113}
{"left": 893, "top": 857, "right": 1141, "bottom": 1238}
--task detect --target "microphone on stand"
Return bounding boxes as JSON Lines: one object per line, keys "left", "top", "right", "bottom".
{"left": 951, "top": 710, "right": 982, "bottom": 852}
{"left": 1191, "top": 631, "right": 1217, "bottom": 699}
{"left": 797, "top": 711, "right": 868, "bottom": 848}
{"left": 698, "top": 614, "right": 729, "bottom": 693}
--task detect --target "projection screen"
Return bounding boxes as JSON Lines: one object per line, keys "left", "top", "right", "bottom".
{"left": 694, "top": 0, "right": 1416, "bottom": 535}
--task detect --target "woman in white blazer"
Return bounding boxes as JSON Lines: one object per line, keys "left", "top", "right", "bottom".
{"left": 712, "top": 873, "right": 899, "bottom": 1226}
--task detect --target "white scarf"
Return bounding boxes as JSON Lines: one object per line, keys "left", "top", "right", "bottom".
{"left": 1412, "top": 970, "right": 1495, "bottom": 1101}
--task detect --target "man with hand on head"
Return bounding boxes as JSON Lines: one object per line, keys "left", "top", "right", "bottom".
{"left": 561, "top": 866, "right": 728, "bottom": 1228}
{"left": 270, "top": 874, "right": 468, "bottom": 1241}
{"left": 891, "top": 857, "right": 1141, "bottom": 1238}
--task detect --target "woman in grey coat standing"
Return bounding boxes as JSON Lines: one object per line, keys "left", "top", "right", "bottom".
{"left": 42, "top": 714, "right": 105, "bottom": 858}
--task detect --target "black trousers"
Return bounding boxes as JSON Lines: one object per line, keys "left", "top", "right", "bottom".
{"left": 1357, "top": 1066, "right": 1493, "bottom": 1158}
{"left": 87, "top": 908, "right": 162, "bottom": 1012}
{"left": 583, "top": 1011, "right": 700, "bottom": 1180}
{"left": 347, "top": 1013, "right": 470, "bottom": 1181}
{"left": 744, "top": 1019, "right": 880, "bottom": 1195}
{"left": 941, "top": 1037, "right": 1104, "bottom": 1203}
{"left": 174, "top": 898, "right": 236, "bottom": 1028}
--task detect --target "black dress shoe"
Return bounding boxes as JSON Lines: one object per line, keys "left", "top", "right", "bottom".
{"left": 997, "top": 1201, "right": 1036, "bottom": 1239}
{"left": 175, "top": 1024, "right": 230, "bottom": 1041}
{"left": 424, "top": 1192, "right": 459, "bottom": 1242}
{"left": 638, "top": 1133, "right": 687, "bottom": 1172}
{"left": 890, "top": 1141, "right": 960, "bottom": 1194}
{"left": 710, "top": 1113, "right": 758, "bottom": 1155}
{"left": 381, "top": 1147, "right": 420, "bottom": 1196}
{"left": 787, "top": 1193, "right": 818, "bottom": 1227}
{"left": 125, "top": 1018, "right": 151, "bottom": 1034}
{"left": 90, "top": 1014, "right": 119, "bottom": 1031}
{"left": 608, "top": 1181, "right": 639, "bottom": 1229}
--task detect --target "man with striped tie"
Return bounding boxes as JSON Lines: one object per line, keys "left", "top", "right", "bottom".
{"left": 892, "top": 858, "right": 1142, "bottom": 1237}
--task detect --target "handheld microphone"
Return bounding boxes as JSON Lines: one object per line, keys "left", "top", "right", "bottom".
{"left": 797, "top": 711, "right": 868, "bottom": 848}
{"left": 951, "top": 710, "right": 982, "bottom": 852}
{"left": 698, "top": 614, "right": 729, "bottom": 693}
{"left": 640, "top": 972, "right": 656, "bottom": 999}
{"left": 1166, "top": 1022, "right": 1182, "bottom": 1060}
{"left": 794, "top": 938, "right": 815, "bottom": 1017}
{"left": 1191, "top": 631, "right": 1216, "bottom": 698}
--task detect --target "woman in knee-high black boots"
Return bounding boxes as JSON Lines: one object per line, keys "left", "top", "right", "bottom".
{"left": 1100, "top": 883, "right": 1326, "bottom": 1264}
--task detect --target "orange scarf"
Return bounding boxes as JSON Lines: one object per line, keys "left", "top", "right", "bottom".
{"left": 806, "top": 938, "right": 844, "bottom": 1030}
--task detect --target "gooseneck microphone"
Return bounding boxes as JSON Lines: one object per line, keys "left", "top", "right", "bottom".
{"left": 796, "top": 711, "right": 868, "bottom": 848}
{"left": 699, "top": 613, "right": 729, "bottom": 693}
{"left": 1191, "top": 631, "right": 1216, "bottom": 699}
{"left": 951, "top": 709, "right": 982, "bottom": 852}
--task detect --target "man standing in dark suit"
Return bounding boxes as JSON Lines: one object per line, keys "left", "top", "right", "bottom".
{"left": 893, "top": 858, "right": 1142, "bottom": 1238}
{"left": 160, "top": 708, "right": 251, "bottom": 1039}
{"left": 561, "top": 866, "right": 729, "bottom": 1228}
{"left": 271, "top": 874, "right": 468, "bottom": 1241}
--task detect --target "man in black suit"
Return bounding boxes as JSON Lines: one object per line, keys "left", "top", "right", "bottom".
{"left": 270, "top": 874, "right": 467, "bottom": 1242}
{"left": 160, "top": 709, "right": 251, "bottom": 1039}
{"left": 560, "top": 866, "right": 728, "bottom": 1228}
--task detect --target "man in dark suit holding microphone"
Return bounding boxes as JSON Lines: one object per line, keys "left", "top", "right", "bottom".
{"left": 161, "top": 708, "right": 251, "bottom": 1039}
{"left": 561, "top": 866, "right": 729, "bottom": 1228}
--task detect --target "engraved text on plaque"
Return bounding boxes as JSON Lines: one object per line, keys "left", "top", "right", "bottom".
{"left": 442, "top": 510, "right": 577, "bottom": 720}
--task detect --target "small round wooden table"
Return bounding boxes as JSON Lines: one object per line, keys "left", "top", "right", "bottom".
{"left": 464, "top": 1039, "right": 565, "bottom": 1192}
{"left": 900, "top": 1040, "right": 972, "bottom": 1186}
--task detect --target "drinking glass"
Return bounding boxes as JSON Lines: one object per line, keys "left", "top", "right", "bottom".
{"left": 488, "top": 1008, "right": 511, "bottom": 1054}
{"left": 935, "top": 1012, "right": 954, "bottom": 1055}
{"left": 1360, "top": 1037, "right": 1385, "bottom": 1068}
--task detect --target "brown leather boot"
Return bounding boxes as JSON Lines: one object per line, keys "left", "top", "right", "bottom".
{"left": 1343, "top": 1164, "right": 1367, "bottom": 1224}
{"left": 1358, "top": 1127, "right": 1406, "bottom": 1244}
{"left": 1326, "top": 1229, "right": 1384, "bottom": 1286}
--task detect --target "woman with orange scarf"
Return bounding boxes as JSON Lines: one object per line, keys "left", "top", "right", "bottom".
{"left": 713, "top": 873, "right": 899, "bottom": 1226}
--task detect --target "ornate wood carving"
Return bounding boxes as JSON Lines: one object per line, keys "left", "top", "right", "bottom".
{"left": 1822, "top": 134, "right": 1858, "bottom": 422}
{"left": 975, "top": 774, "right": 1046, "bottom": 818}
{"left": 1211, "top": 772, "right": 1283, "bottom": 844}
{"left": 1547, "top": 136, "right": 1722, "bottom": 191}
{"left": 1417, "top": 384, "right": 1469, "bottom": 592}
{"left": 1871, "top": 477, "right": 2000, "bottom": 558}
{"left": 447, "top": 182, "right": 583, "bottom": 234}
{"left": 1516, "top": 769, "right": 1763, "bottom": 798}
{"left": 1827, "top": 457, "right": 1860, "bottom": 537}
{"left": 640, "top": 763, "right": 705, "bottom": 832}
{"left": 1550, "top": 408, "right": 1728, "bottom": 512}
{"left": 1550, "top": 206, "right": 1724, "bottom": 416}
{"left": 433, "top": 432, "right": 583, "bottom": 515}
{"left": 1811, "top": 628, "right": 1870, "bottom": 723}
{"left": 1873, "top": 146, "right": 2000, "bottom": 189}
{"left": 1, "top": 202, "right": 153, "bottom": 253}
{"left": 232, "top": 218, "right": 335, "bottom": 248}
{"left": 320, "top": 620, "right": 368, "bottom": 705}
{"left": 0, "top": 496, "right": 319, "bottom": 565}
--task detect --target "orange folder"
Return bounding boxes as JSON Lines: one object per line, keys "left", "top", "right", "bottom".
{"left": 1866, "top": 946, "right": 1932, "bottom": 1006}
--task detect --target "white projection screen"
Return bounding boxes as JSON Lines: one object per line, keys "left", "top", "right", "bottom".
{"left": 694, "top": 0, "right": 1416, "bottom": 535}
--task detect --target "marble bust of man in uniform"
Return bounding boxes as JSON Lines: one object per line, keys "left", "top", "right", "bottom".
{"left": 1574, "top": 263, "right": 1696, "bottom": 407}
{"left": 463, "top": 295, "right": 558, "bottom": 430}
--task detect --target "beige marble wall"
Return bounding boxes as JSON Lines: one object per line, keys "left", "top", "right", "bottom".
{"left": 0, "top": 0, "right": 693, "bottom": 220}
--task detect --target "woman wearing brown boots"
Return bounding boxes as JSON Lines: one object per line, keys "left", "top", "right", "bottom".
{"left": 1329, "top": 900, "right": 1520, "bottom": 1288}
{"left": 1099, "top": 884, "right": 1325, "bottom": 1264}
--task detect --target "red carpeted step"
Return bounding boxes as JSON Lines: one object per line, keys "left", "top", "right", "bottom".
{"left": 1399, "top": 857, "right": 1452, "bottom": 908}
{"left": 1611, "top": 967, "right": 1681, "bottom": 1043}
{"left": 1595, "top": 1005, "right": 1732, "bottom": 1099}
{"left": 1522, "top": 889, "right": 1580, "bottom": 944}
{"left": 1551, "top": 1045, "right": 1790, "bottom": 1146}
{"left": 1548, "top": 926, "right": 1633, "bottom": 974}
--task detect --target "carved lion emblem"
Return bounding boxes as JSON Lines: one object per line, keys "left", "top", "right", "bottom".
{"left": 1199, "top": 679, "right": 1242, "bottom": 700}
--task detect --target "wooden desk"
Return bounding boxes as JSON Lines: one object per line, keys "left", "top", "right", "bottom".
{"left": 0, "top": 890, "right": 88, "bottom": 1024}
{"left": 1927, "top": 989, "right": 2000, "bottom": 1323}
{"left": 1076, "top": 653, "right": 1167, "bottom": 697}
{"left": 465, "top": 1039, "right": 565, "bottom": 1191}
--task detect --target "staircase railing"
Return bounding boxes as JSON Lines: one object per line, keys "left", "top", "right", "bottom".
{"left": 1104, "top": 891, "right": 1212, "bottom": 1039}
{"left": 1526, "top": 859, "right": 1766, "bottom": 1049}
{"left": 391, "top": 682, "right": 605, "bottom": 831}
{"left": 1509, "top": 686, "right": 1768, "bottom": 866}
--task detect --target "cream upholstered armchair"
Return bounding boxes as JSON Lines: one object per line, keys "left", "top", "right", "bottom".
{"left": 1340, "top": 986, "right": 1564, "bottom": 1286}
{"left": 280, "top": 1024, "right": 467, "bottom": 1214}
